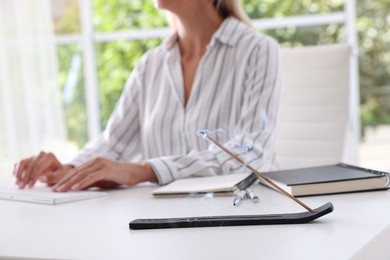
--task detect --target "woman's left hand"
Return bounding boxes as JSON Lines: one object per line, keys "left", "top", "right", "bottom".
{"left": 52, "top": 157, "right": 157, "bottom": 192}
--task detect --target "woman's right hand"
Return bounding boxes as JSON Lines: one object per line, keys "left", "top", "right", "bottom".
{"left": 13, "top": 152, "right": 73, "bottom": 189}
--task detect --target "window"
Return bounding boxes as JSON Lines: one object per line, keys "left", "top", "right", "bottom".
{"left": 2, "top": 0, "right": 387, "bottom": 176}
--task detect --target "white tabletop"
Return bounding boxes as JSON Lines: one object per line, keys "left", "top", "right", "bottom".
{"left": 1, "top": 180, "right": 390, "bottom": 260}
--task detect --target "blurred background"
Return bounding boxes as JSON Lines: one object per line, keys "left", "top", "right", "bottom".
{"left": 0, "top": 0, "right": 389, "bottom": 178}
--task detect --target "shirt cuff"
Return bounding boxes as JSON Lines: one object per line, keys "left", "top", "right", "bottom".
{"left": 146, "top": 158, "right": 176, "bottom": 185}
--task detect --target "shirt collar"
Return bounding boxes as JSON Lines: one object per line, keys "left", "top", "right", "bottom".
{"left": 163, "top": 33, "right": 178, "bottom": 51}
{"left": 212, "top": 17, "right": 244, "bottom": 47}
{"left": 163, "top": 16, "right": 245, "bottom": 51}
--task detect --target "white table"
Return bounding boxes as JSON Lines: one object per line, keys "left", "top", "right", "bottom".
{"left": 1, "top": 180, "right": 390, "bottom": 260}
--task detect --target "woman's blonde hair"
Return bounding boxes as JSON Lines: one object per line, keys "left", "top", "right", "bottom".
{"left": 212, "top": 0, "right": 252, "bottom": 26}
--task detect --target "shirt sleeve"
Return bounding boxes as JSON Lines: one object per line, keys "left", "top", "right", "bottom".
{"left": 147, "top": 36, "right": 284, "bottom": 185}
{"left": 69, "top": 58, "right": 145, "bottom": 167}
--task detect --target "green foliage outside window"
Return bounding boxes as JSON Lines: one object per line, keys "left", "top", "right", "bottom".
{"left": 55, "top": 0, "right": 390, "bottom": 148}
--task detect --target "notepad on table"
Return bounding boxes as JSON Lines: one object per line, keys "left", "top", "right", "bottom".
{"left": 152, "top": 173, "right": 257, "bottom": 197}
{"left": 0, "top": 186, "right": 106, "bottom": 205}
{"left": 260, "top": 163, "right": 390, "bottom": 197}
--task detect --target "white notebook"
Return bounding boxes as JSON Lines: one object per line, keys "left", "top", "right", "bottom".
{"left": 152, "top": 173, "right": 257, "bottom": 197}
{"left": 0, "top": 186, "right": 106, "bottom": 205}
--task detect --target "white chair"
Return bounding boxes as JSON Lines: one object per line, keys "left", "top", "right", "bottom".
{"left": 276, "top": 44, "right": 357, "bottom": 170}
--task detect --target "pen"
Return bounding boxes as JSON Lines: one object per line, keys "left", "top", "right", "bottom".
{"left": 233, "top": 190, "right": 247, "bottom": 206}
{"left": 246, "top": 188, "right": 259, "bottom": 203}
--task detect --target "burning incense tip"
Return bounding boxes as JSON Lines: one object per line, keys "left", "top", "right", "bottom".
{"left": 196, "top": 130, "right": 209, "bottom": 138}
{"left": 196, "top": 129, "right": 223, "bottom": 139}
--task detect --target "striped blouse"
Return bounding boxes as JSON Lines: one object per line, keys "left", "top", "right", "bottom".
{"left": 70, "top": 17, "right": 283, "bottom": 185}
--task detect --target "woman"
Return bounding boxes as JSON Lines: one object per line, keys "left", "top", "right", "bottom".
{"left": 14, "top": 0, "right": 282, "bottom": 192}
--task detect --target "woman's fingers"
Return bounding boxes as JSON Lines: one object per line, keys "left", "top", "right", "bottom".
{"left": 17, "top": 152, "right": 46, "bottom": 188}
{"left": 14, "top": 158, "right": 31, "bottom": 187}
{"left": 50, "top": 157, "right": 145, "bottom": 192}
{"left": 13, "top": 152, "right": 63, "bottom": 189}
{"left": 67, "top": 170, "right": 104, "bottom": 191}
{"left": 28, "top": 153, "right": 60, "bottom": 188}
{"left": 51, "top": 169, "right": 78, "bottom": 191}
{"left": 53, "top": 161, "right": 102, "bottom": 192}
{"left": 21, "top": 152, "right": 46, "bottom": 188}
{"left": 41, "top": 170, "right": 66, "bottom": 186}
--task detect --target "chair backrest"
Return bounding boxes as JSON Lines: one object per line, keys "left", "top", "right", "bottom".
{"left": 276, "top": 44, "right": 352, "bottom": 170}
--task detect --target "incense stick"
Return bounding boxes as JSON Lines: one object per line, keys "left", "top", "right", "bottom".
{"left": 202, "top": 134, "right": 313, "bottom": 213}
